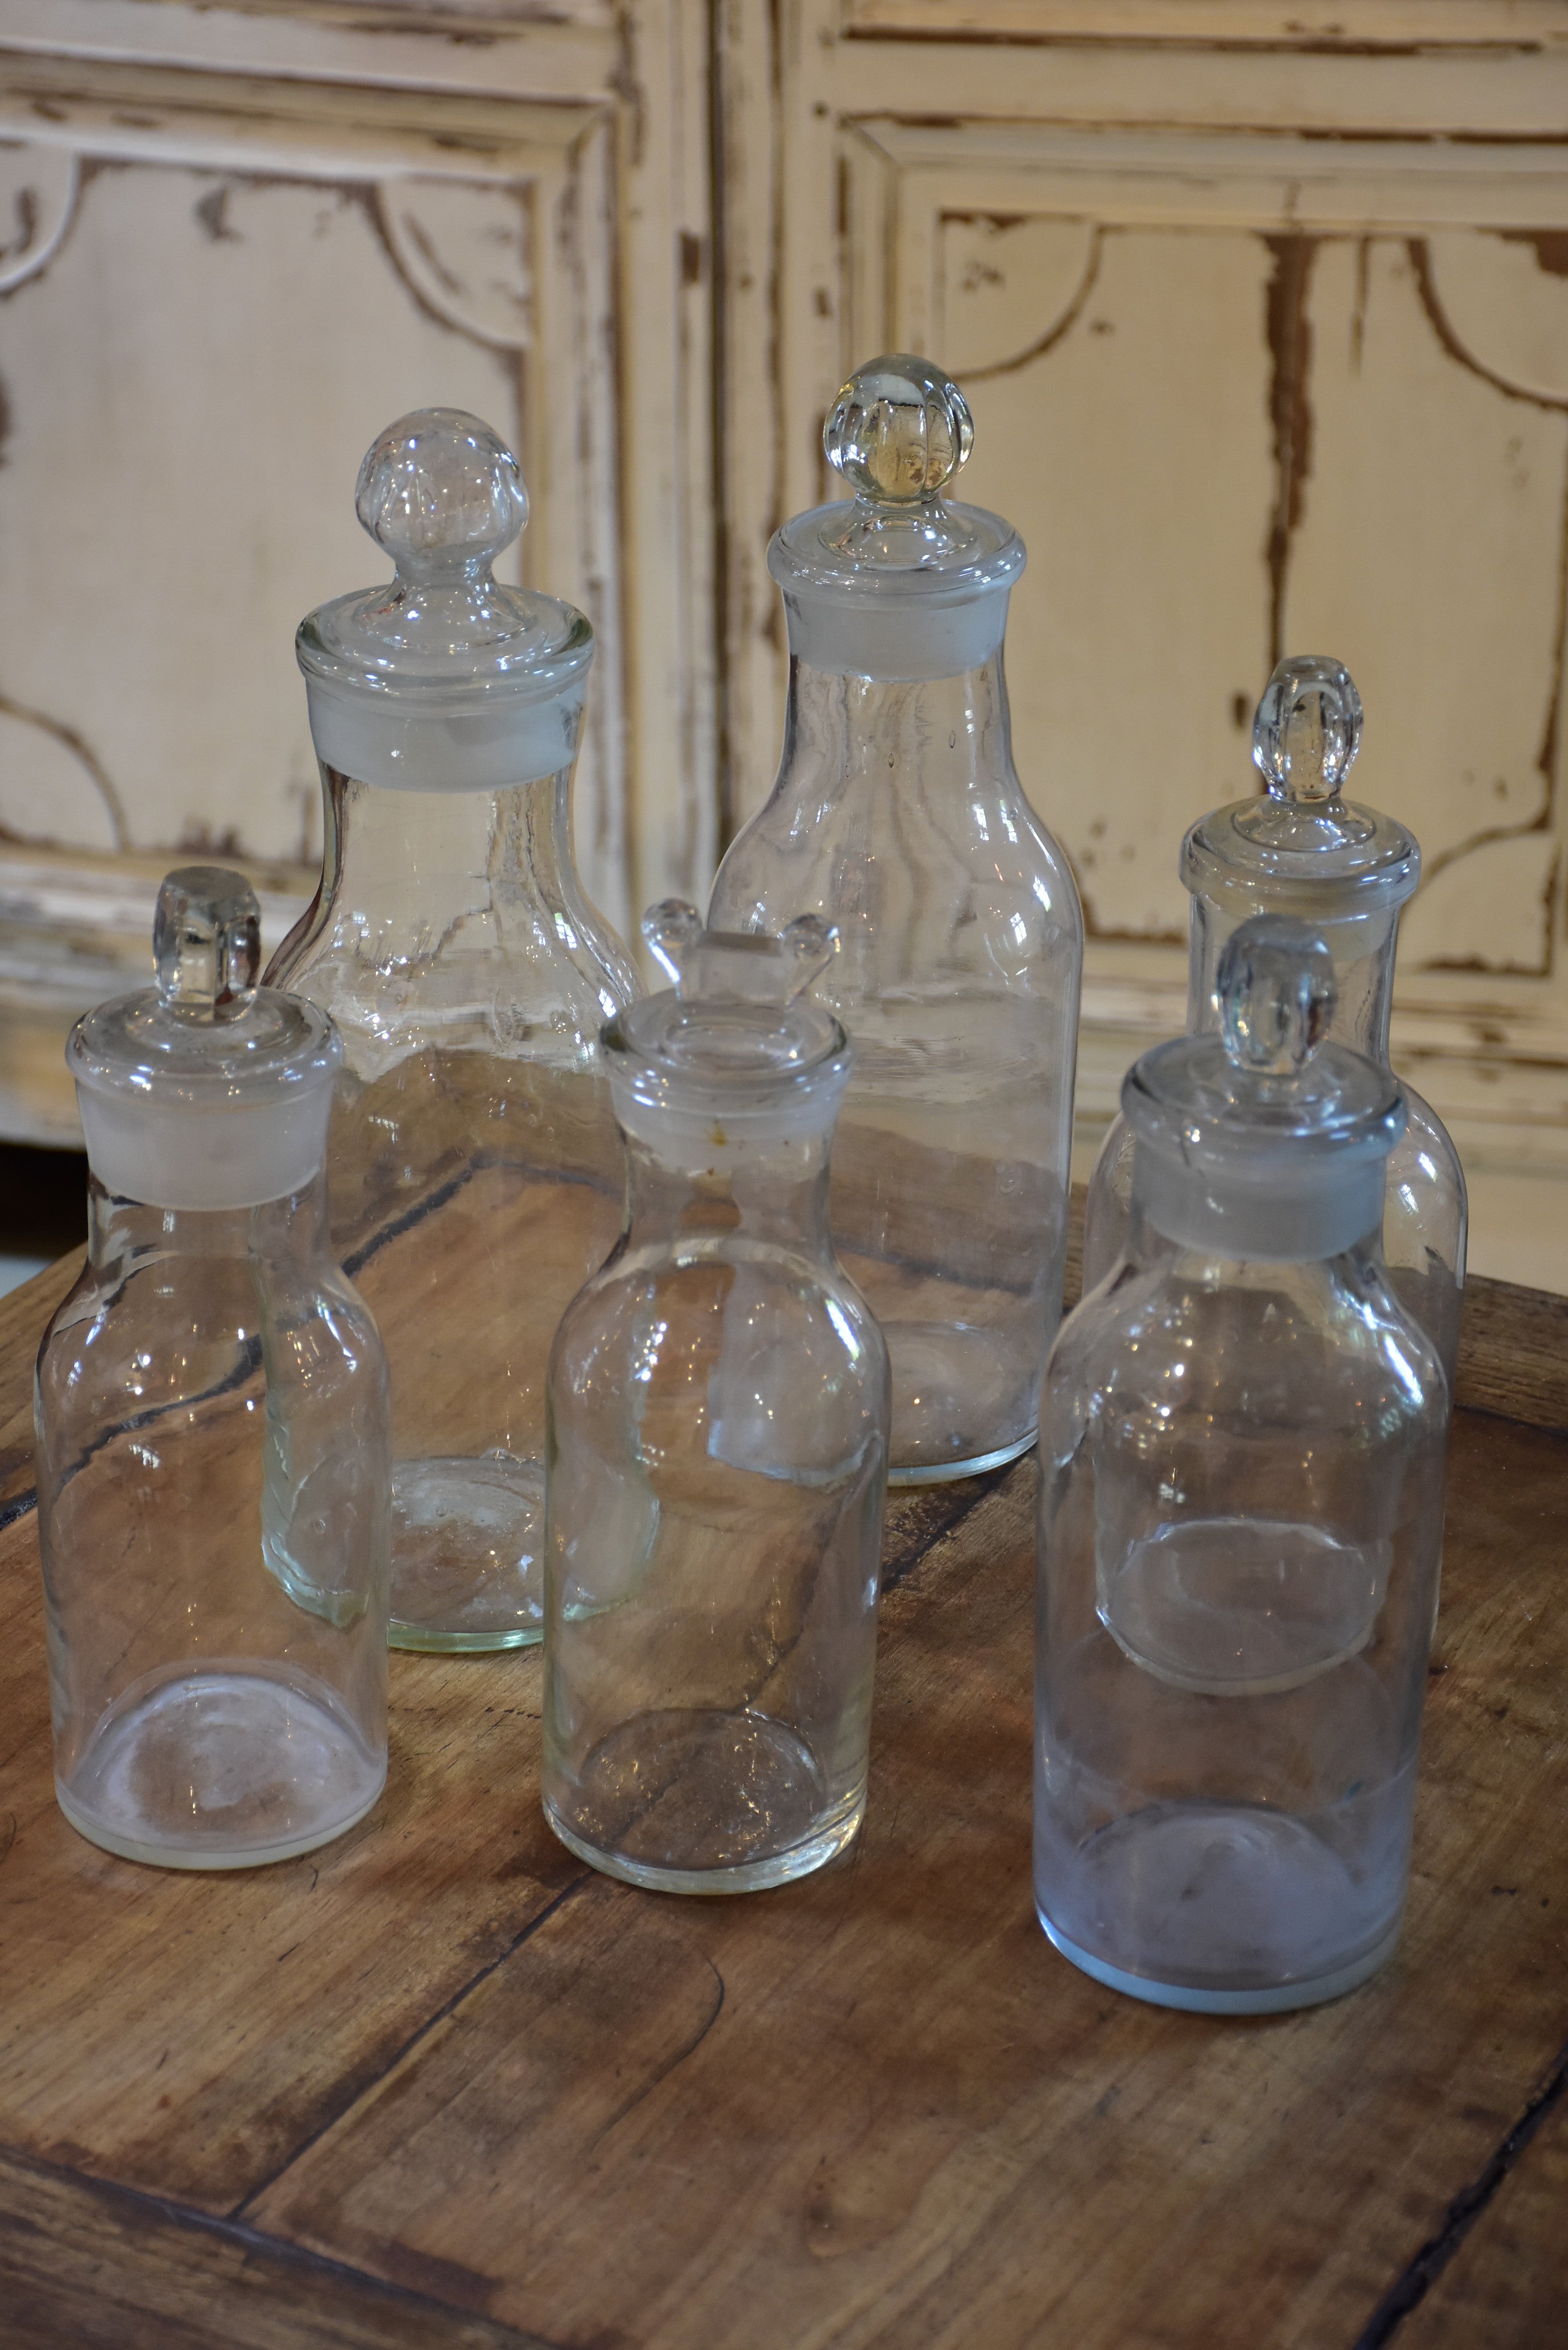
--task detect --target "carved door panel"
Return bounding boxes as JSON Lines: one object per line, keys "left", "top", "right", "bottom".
{"left": 717, "top": 2, "right": 1568, "bottom": 1283}
{"left": 0, "top": 0, "right": 713, "bottom": 1142}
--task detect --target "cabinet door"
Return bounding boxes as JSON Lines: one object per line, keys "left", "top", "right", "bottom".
{"left": 0, "top": 0, "right": 713, "bottom": 1142}
{"left": 716, "top": 1, "right": 1568, "bottom": 1284}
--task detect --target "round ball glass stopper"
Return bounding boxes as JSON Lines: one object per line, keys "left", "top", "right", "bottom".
{"left": 823, "top": 356, "right": 974, "bottom": 504}
{"left": 355, "top": 408, "right": 528, "bottom": 580}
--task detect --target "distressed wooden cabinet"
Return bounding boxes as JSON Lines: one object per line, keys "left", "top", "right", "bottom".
{"left": 0, "top": 0, "right": 714, "bottom": 1141}
{"left": 715, "top": 0, "right": 1568, "bottom": 1284}
{"left": 2, "top": 1, "right": 1567, "bottom": 1282}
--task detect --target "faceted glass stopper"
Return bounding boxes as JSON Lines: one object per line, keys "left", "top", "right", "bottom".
{"left": 154, "top": 866, "right": 262, "bottom": 1022}
{"left": 823, "top": 355, "right": 974, "bottom": 505}
{"left": 1217, "top": 915, "right": 1336, "bottom": 1076}
{"left": 355, "top": 408, "right": 528, "bottom": 583}
{"left": 644, "top": 901, "right": 836, "bottom": 1004}
{"left": 1254, "top": 656, "right": 1363, "bottom": 804}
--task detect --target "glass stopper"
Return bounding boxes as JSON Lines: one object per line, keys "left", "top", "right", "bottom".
{"left": 1253, "top": 656, "right": 1363, "bottom": 804}
{"left": 1217, "top": 915, "right": 1336, "bottom": 1076}
{"left": 354, "top": 408, "right": 528, "bottom": 581}
{"left": 643, "top": 901, "right": 836, "bottom": 1003}
{"left": 153, "top": 865, "right": 262, "bottom": 1022}
{"left": 823, "top": 355, "right": 974, "bottom": 505}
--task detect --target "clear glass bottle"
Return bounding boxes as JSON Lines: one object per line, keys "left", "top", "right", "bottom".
{"left": 542, "top": 904, "right": 890, "bottom": 1893}
{"left": 1037, "top": 915, "right": 1450, "bottom": 2012}
{"left": 1082, "top": 656, "right": 1466, "bottom": 1383}
{"left": 709, "top": 356, "right": 1082, "bottom": 1485}
{"left": 36, "top": 867, "right": 391, "bottom": 1869}
{"left": 270, "top": 408, "right": 637, "bottom": 1653}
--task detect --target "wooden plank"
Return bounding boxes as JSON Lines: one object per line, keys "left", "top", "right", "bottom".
{"left": 1452, "top": 1271, "right": 1568, "bottom": 1435}
{"left": 1, "top": 1243, "right": 1564, "bottom": 2341}
{"left": 1388, "top": 2064, "right": 1568, "bottom": 2347}
{"left": 0, "top": 2145, "right": 541, "bottom": 2350}
{"left": 234, "top": 1407, "right": 1568, "bottom": 2349}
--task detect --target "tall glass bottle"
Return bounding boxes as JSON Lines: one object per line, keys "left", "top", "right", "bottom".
{"left": 710, "top": 356, "right": 1082, "bottom": 1483}
{"left": 269, "top": 409, "right": 636, "bottom": 1652}
{"left": 1081, "top": 656, "right": 1465, "bottom": 1382}
{"left": 37, "top": 867, "right": 391, "bottom": 1867}
{"left": 1038, "top": 917, "right": 1450, "bottom": 2011}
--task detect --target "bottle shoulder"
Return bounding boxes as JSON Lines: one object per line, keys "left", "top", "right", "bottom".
{"left": 554, "top": 1237, "right": 886, "bottom": 1379}
{"left": 1050, "top": 1251, "right": 1445, "bottom": 1427}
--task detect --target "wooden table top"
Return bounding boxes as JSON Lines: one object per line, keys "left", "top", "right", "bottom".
{"left": 1, "top": 1235, "right": 1565, "bottom": 2349}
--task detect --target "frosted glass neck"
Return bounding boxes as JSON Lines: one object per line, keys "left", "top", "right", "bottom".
{"left": 778, "top": 653, "right": 1016, "bottom": 796}
{"left": 1187, "top": 895, "right": 1397, "bottom": 1065}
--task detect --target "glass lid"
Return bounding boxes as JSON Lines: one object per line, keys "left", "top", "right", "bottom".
{"left": 609, "top": 902, "right": 846, "bottom": 1095}
{"left": 1125, "top": 913, "right": 1403, "bottom": 1175}
{"left": 72, "top": 867, "right": 338, "bottom": 1108}
{"left": 297, "top": 408, "right": 593, "bottom": 709}
{"left": 1182, "top": 657, "right": 1419, "bottom": 915}
{"left": 769, "top": 356, "right": 1024, "bottom": 608}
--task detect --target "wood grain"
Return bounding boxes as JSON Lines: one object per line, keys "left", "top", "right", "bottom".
{"left": 0, "top": 2145, "right": 543, "bottom": 2350}
{"left": 1, "top": 1236, "right": 1564, "bottom": 2343}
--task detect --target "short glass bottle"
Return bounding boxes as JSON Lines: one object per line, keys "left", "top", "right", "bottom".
{"left": 37, "top": 867, "right": 391, "bottom": 1869}
{"left": 542, "top": 905, "right": 890, "bottom": 1894}
{"left": 270, "top": 408, "right": 636, "bottom": 1653}
{"left": 1082, "top": 656, "right": 1466, "bottom": 1383}
{"left": 1037, "top": 916, "right": 1450, "bottom": 2012}
{"left": 709, "top": 356, "right": 1082, "bottom": 1485}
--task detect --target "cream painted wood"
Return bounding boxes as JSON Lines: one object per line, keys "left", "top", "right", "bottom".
{"left": 0, "top": 0, "right": 713, "bottom": 1142}
{"left": 714, "top": 0, "right": 1568, "bottom": 1290}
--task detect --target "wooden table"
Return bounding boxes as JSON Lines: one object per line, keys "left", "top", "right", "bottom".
{"left": 1, "top": 1241, "right": 1565, "bottom": 2349}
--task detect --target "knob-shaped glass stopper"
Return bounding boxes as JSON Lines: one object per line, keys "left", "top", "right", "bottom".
{"left": 1217, "top": 915, "right": 1336, "bottom": 1076}
{"left": 644, "top": 900, "right": 836, "bottom": 1005}
{"left": 824, "top": 356, "right": 974, "bottom": 505}
{"left": 1253, "top": 656, "right": 1363, "bottom": 805}
{"left": 154, "top": 865, "right": 262, "bottom": 1022}
{"left": 355, "top": 407, "right": 528, "bottom": 583}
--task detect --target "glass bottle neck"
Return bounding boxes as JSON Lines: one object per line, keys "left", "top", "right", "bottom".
{"left": 620, "top": 1126, "right": 836, "bottom": 1258}
{"left": 314, "top": 765, "right": 574, "bottom": 916}
{"left": 86, "top": 1176, "right": 330, "bottom": 1269}
{"left": 1186, "top": 896, "right": 1398, "bottom": 1065}
{"left": 779, "top": 653, "right": 1017, "bottom": 796}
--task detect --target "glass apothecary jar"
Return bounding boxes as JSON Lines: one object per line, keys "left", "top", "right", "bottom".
{"left": 1082, "top": 656, "right": 1465, "bottom": 1383}
{"left": 543, "top": 905, "right": 889, "bottom": 1893}
{"left": 270, "top": 408, "right": 636, "bottom": 1653}
{"left": 709, "top": 356, "right": 1082, "bottom": 1485}
{"left": 1036, "top": 916, "right": 1450, "bottom": 2011}
{"left": 37, "top": 868, "right": 391, "bottom": 1869}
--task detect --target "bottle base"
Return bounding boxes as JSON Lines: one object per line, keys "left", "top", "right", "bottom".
{"left": 1036, "top": 1798, "right": 1406, "bottom": 2013}
{"left": 545, "top": 1791, "right": 865, "bottom": 1896}
{"left": 389, "top": 1453, "right": 544, "bottom": 1653}
{"left": 544, "top": 1706, "right": 865, "bottom": 1893}
{"left": 56, "top": 1667, "right": 386, "bottom": 1870}
{"left": 888, "top": 1427, "right": 1036, "bottom": 1487}
{"left": 1038, "top": 1908, "right": 1401, "bottom": 2014}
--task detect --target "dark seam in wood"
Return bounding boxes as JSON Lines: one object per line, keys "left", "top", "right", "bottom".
{"left": 835, "top": 29, "right": 1543, "bottom": 57}
{"left": 0, "top": 1485, "right": 36, "bottom": 1531}
{"left": 1351, "top": 2027, "right": 1568, "bottom": 2347}
{"left": 228, "top": 1873, "right": 592, "bottom": 2224}
{"left": 1262, "top": 231, "right": 1317, "bottom": 674}
{"left": 0, "top": 2139, "right": 556, "bottom": 2349}
{"left": 880, "top": 1457, "right": 1020, "bottom": 1595}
